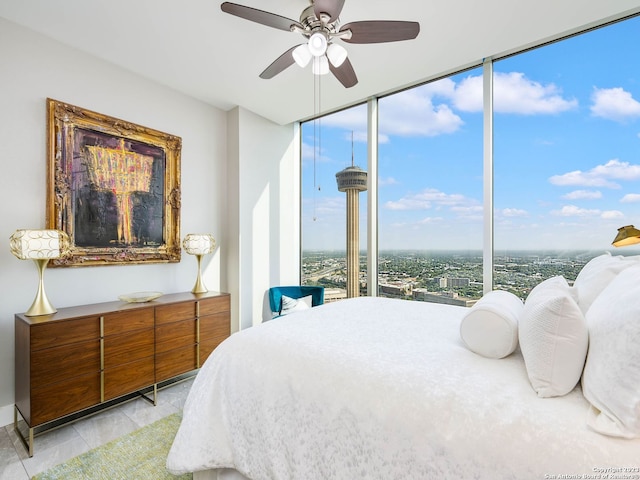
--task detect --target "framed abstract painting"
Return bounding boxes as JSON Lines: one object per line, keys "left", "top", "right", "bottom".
{"left": 46, "top": 98, "right": 182, "bottom": 267}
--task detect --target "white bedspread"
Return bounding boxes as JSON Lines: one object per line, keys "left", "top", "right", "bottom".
{"left": 167, "top": 297, "right": 640, "bottom": 479}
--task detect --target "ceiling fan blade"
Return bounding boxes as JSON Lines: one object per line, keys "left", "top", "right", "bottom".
{"left": 259, "top": 45, "right": 300, "bottom": 79}
{"left": 330, "top": 57, "right": 358, "bottom": 88}
{"left": 314, "top": 0, "right": 345, "bottom": 24}
{"left": 340, "top": 21, "right": 420, "bottom": 44}
{"left": 221, "top": 2, "right": 302, "bottom": 32}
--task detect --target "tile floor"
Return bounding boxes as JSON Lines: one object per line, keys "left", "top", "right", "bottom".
{"left": 0, "top": 377, "right": 194, "bottom": 480}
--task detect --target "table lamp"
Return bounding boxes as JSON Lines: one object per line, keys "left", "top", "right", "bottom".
{"left": 183, "top": 233, "right": 216, "bottom": 293}
{"left": 10, "top": 229, "right": 70, "bottom": 316}
{"left": 612, "top": 225, "right": 640, "bottom": 247}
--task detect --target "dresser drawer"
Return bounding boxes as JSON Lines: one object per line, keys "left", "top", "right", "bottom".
{"left": 200, "top": 312, "right": 230, "bottom": 363}
{"left": 31, "top": 372, "right": 101, "bottom": 425}
{"left": 156, "top": 347, "right": 197, "bottom": 382}
{"left": 155, "top": 302, "right": 196, "bottom": 325}
{"left": 31, "top": 339, "right": 100, "bottom": 388}
{"left": 104, "top": 356, "right": 155, "bottom": 400}
{"left": 31, "top": 317, "right": 99, "bottom": 351}
{"left": 199, "top": 296, "right": 230, "bottom": 316}
{"left": 103, "top": 308, "right": 154, "bottom": 336}
{"left": 156, "top": 319, "right": 196, "bottom": 354}
{"left": 104, "top": 330, "right": 154, "bottom": 368}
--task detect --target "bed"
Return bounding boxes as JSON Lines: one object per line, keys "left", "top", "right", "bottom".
{"left": 167, "top": 255, "right": 640, "bottom": 480}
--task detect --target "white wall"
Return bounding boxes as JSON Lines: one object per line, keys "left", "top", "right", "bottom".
{"left": 226, "top": 107, "right": 300, "bottom": 331}
{"left": 0, "top": 18, "right": 233, "bottom": 427}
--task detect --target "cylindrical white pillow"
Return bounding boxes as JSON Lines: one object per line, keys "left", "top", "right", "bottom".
{"left": 460, "top": 290, "right": 522, "bottom": 359}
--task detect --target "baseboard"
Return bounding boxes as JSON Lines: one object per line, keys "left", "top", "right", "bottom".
{"left": 0, "top": 403, "right": 14, "bottom": 428}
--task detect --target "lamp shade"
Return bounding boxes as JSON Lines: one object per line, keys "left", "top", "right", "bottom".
{"left": 612, "top": 225, "right": 640, "bottom": 247}
{"left": 9, "top": 229, "right": 69, "bottom": 316}
{"left": 293, "top": 44, "right": 312, "bottom": 68}
{"left": 183, "top": 233, "right": 216, "bottom": 255}
{"left": 327, "top": 43, "right": 347, "bottom": 67}
{"left": 312, "top": 55, "right": 329, "bottom": 75}
{"left": 10, "top": 229, "right": 69, "bottom": 260}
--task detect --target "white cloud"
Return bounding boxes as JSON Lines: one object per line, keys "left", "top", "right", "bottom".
{"left": 561, "top": 190, "right": 602, "bottom": 200}
{"left": 453, "top": 72, "right": 578, "bottom": 114}
{"left": 549, "top": 206, "right": 621, "bottom": 220}
{"left": 451, "top": 205, "right": 484, "bottom": 221}
{"left": 383, "top": 188, "right": 476, "bottom": 211}
{"left": 590, "top": 87, "right": 640, "bottom": 122}
{"left": 378, "top": 84, "right": 464, "bottom": 137}
{"left": 452, "top": 205, "right": 483, "bottom": 215}
{"left": 301, "top": 140, "right": 331, "bottom": 164}
{"left": 551, "top": 205, "right": 602, "bottom": 217}
{"left": 321, "top": 83, "right": 464, "bottom": 139}
{"left": 350, "top": 130, "right": 368, "bottom": 143}
{"left": 621, "top": 193, "right": 640, "bottom": 203}
{"left": 549, "top": 170, "right": 619, "bottom": 188}
{"left": 319, "top": 104, "right": 367, "bottom": 130}
{"left": 601, "top": 210, "right": 624, "bottom": 219}
{"left": 501, "top": 208, "right": 528, "bottom": 217}
{"left": 416, "top": 217, "right": 445, "bottom": 225}
{"left": 303, "top": 196, "right": 345, "bottom": 217}
{"left": 379, "top": 177, "right": 399, "bottom": 186}
{"left": 549, "top": 159, "right": 640, "bottom": 189}
{"left": 317, "top": 71, "right": 577, "bottom": 142}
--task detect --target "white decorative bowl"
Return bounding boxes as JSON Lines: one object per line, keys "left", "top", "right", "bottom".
{"left": 118, "top": 291, "right": 163, "bottom": 303}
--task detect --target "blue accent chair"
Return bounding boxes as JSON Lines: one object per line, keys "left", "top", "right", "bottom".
{"left": 268, "top": 286, "right": 325, "bottom": 318}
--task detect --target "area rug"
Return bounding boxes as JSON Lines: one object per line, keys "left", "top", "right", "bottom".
{"left": 32, "top": 413, "right": 192, "bottom": 480}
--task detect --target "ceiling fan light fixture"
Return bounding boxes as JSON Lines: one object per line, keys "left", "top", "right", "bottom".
{"left": 327, "top": 43, "right": 347, "bottom": 67}
{"left": 312, "top": 55, "right": 330, "bottom": 75}
{"left": 220, "top": 1, "right": 420, "bottom": 88}
{"left": 293, "top": 44, "right": 312, "bottom": 68}
{"left": 308, "top": 32, "right": 328, "bottom": 57}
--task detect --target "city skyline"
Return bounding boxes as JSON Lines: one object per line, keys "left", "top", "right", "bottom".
{"left": 301, "top": 15, "right": 640, "bottom": 253}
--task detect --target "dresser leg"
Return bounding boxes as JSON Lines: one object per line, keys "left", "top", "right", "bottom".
{"left": 138, "top": 384, "right": 157, "bottom": 406}
{"left": 14, "top": 406, "right": 34, "bottom": 457}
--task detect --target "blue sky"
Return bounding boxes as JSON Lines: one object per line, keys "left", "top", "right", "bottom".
{"left": 302, "top": 15, "right": 640, "bottom": 252}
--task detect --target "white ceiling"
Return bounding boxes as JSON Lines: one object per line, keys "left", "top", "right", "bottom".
{"left": 2, "top": 0, "right": 640, "bottom": 125}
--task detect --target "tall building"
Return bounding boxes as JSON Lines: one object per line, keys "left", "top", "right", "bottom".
{"left": 336, "top": 164, "right": 367, "bottom": 298}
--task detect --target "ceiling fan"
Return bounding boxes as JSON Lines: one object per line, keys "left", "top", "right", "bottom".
{"left": 220, "top": 0, "right": 420, "bottom": 88}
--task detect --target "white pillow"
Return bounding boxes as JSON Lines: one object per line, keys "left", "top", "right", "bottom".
{"left": 279, "top": 295, "right": 312, "bottom": 316}
{"left": 519, "top": 276, "right": 588, "bottom": 397}
{"left": 527, "top": 275, "right": 578, "bottom": 302}
{"left": 573, "top": 252, "right": 637, "bottom": 315}
{"left": 582, "top": 264, "right": 640, "bottom": 438}
{"left": 460, "top": 290, "right": 522, "bottom": 359}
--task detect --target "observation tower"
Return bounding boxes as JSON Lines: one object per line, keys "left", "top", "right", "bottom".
{"left": 336, "top": 158, "right": 367, "bottom": 298}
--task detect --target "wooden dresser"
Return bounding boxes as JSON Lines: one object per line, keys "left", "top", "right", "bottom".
{"left": 14, "top": 291, "right": 230, "bottom": 456}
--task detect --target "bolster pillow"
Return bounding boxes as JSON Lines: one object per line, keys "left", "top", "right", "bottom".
{"left": 460, "top": 290, "right": 522, "bottom": 359}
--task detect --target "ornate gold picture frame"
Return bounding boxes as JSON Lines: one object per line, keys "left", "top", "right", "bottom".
{"left": 46, "top": 99, "right": 182, "bottom": 267}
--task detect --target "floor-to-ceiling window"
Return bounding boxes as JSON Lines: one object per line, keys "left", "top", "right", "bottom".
{"left": 493, "top": 15, "right": 640, "bottom": 298}
{"left": 377, "top": 68, "right": 483, "bottom": 304}
{"left": 301, "top": 103, "right": 368, "bottom": 301}
{"left": 301, "top": 14, "right": 640, "bottom": 301}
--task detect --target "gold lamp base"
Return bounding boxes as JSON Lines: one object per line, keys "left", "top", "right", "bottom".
{"left": 25, "top": 259, "right": 57, "bottom": 316}
{"left": 191, "top": 254, "right": 208, "bottom": 294}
